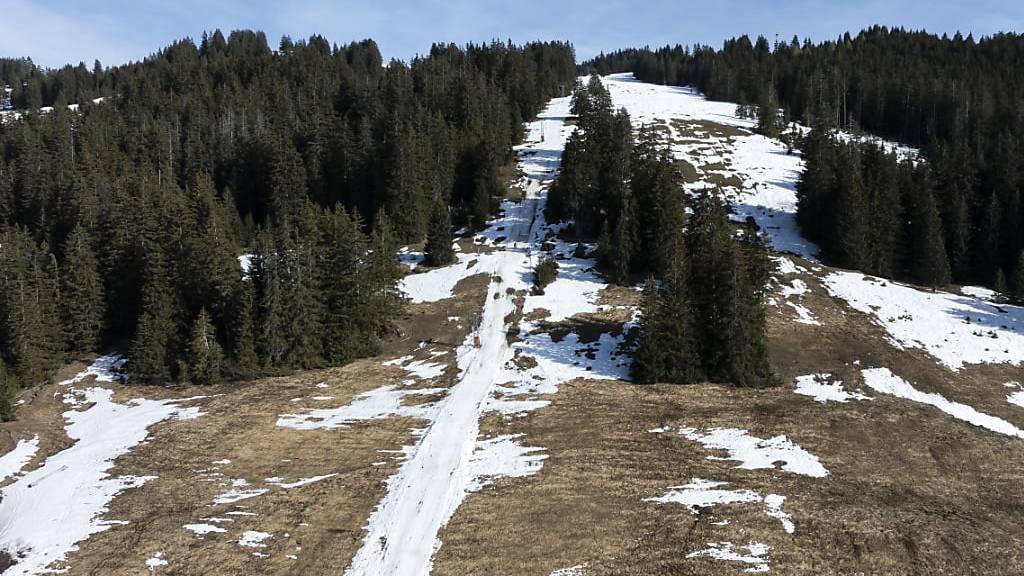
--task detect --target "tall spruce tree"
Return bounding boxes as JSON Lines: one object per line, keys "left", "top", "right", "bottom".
{"left": 129, "top": 248, "right": 174, "bottom": 384}
{"left": 424, "top": 196, "right": 455, "bottom": 267}
{"left": 61, "top": 224, "right": 105, "bottom": 354}
{"left": 184, "top": 307, "right": 223, "bottom": 384}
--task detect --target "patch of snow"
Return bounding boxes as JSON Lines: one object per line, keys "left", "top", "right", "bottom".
{"left": 145, "top": 552, "right": 167, "bottom": 570}
{"left": 238, "top": 254, "right": 253, "bottom": 275}
{"left": 794, "top": 373, "right": 871, "bottom": 404}
{"left": 645, "top": 478, "right": 761, "bottom": 512}
{"left": 0, "top": 356, "right": 204, "bottom": 576}
{"left": 466, "top": 434, "right": 547, "bottom": 492}
{"left": 785, "top": 301, "right": 820, "bottom": 326}
{"left": 549, "top": 565, "right": 586, "bottom": 576}
{"left": 861, "top": 368, "right": 1024, "bottom": 439}
{"left": 686, "top": 541, "right": 771, "bottom": 573}
{"left": 266, "top": 474, "right": 337, "bottom": 489}
{"left": 57, "top": 354, "right": 126, "bottom": 386}
{"left": 402, "top": 359, "right": 446, "bottom": 380}
{"left": 823, "top": 271, "right": 1024, "bottom": 370}
{"left": 0, "top": 436, "right": 39, "bottom": 482}
{"left": 238, "top": 530, "right": 272, "bottom": 548}
{"left": 276, "top": 385, "right": 443, "bottom": 430}
{"left": 774, "top": 256, "right": 805, "bottom": 275}
{"left": 1006, "top": 382, "right": 1024, "bottom": 409}
{"left": 763, "top": 494, "right": 794, "bottom": 534}
{"left": 184, "top": 523, "right": 227, "bottom": 536}
{"left": 674, "top": 427, "right": 829, "bottom": 478}
{"left": 780, "top": 279, "right": 808, "bottom": 298}
{"left": 961, "top": 285, "right": 997, "bottom": 301}
{"left": 212, "top": 485, "right": 269, "bottom": 505}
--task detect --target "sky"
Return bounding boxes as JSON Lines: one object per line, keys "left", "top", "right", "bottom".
{"left": 1, "top": 0, "right": 1022, "bottom": 69}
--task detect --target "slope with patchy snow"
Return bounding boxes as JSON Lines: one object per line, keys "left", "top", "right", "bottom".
{"left": 0, "top": 357, "right": 205, "bottom": 575}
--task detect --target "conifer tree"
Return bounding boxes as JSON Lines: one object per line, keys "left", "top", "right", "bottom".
{"left": 1012, "top": 251, "right": 1024, "bottom": 302}
{"left": 251, "top": 231, "right": 285, "bottom": 368}
{"left": 227, "top": 282, "right": 258, "bottom": 376}
{"left": 907, "top": 168, "right": 950, "bottom": 288}
{"left": 61, "top": 224, "right": 105, "bottom": 353}
{"left": 185, "top": 308, "right": 223, "bottom": 384}
{"left": 129, "top": 249, "right": 173, "bottom": 384}
{"left": 320, "top": 205, "right": 366, "bottom": 363}
{"left": 0, "top": 362, "right": 16, "bottom": 422}
{"left": 424, "top": 196, "right": 455, "bottom": 267}
{"left": 365, "top": 211, "right": 403, "bottom": 341}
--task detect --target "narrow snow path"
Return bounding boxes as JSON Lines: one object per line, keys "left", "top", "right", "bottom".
{"left": 344, "top": 98, "right": 571, "bottom": 576}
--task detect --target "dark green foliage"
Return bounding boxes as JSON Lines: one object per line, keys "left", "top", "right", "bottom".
{"left": 0, "top": 362, "right": 16, "bottom": 422}
{"left": 0, "top": 34, "right": 576, "bottom": 399}
{"left": 128, "top": 249, "right": 174, "bottom": 384}
{"left": 631, "top": 275, "right": 702, "bottom": 385}
{"left": 1012, "top": 251, "right": 1024, "bottom": 302}
{"left": 425, "top": 197, "right": 455, "bottom": 267}
{"left": 547, "top": 77, "right": 634, "bottom": 239}
{"left": 60, "top": 225, "right": 105, "bottom": 353}
{"left": 547, "top": 83, "right": 774, "bottom": 387}
{"left": 532, "top": 259, "right": 559, "bottom": 294}
{"left": 631, "top": 192, "right": 774, "bottom": 387}
{"left": 184, "top": 308, "right": 223, "bottom": 384}
{"left": 797, "top": 131, "right": 952, "bottom": 288}
{"left": 0, "top": 228, "right": 63, "bottom": 388}
{"left": 584, "top": 28, "right": 1024, "bottom": 292}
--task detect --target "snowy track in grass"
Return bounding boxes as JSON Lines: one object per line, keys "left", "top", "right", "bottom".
{"left": 344, "top": 95, "right": 574, "bottom": 576}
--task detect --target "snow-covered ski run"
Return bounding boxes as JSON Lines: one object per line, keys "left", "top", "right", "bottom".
{"left": 343, "top": 96, "right": 572, "bottom": 576}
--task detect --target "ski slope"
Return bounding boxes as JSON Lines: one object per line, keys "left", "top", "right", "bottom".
{"left": 344, "top": 95, "right": 574, "bottom": 576}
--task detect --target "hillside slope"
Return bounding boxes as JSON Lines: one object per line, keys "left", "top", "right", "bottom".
{"left": 0, "top": 74, "right": 1023, "bottom": 576}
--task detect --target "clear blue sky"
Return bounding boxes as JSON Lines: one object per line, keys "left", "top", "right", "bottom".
{"left": 2, "top": 0, "right": 1022, "bottom": 69}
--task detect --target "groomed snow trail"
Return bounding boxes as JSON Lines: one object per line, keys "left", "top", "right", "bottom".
{"left": 344, "top": 96, "right": 572, "bottom": 576}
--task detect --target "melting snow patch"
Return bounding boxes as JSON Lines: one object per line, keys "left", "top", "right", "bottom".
{"left": 238, "top": 531, "right": 272, "bottom": 548}
{"left": 212, "top": 480, "right": 269, "bottom": 505}
{"left": 763, "top": 494, "right": 794, "bottom": 534}
{"left": 823, "top": 271, "right": 1024, "bottom": 370}
{"left": 266, "top": 474, "right": 337, "bottom": 489}
{"left": 57, "top": 354, "right": 127, "bottom": 386}
{"left": 145, "top": 552, "right": 167, "bottom": 570}
{"left": 794, "top": 373, "right": 871, "bottom": 404}
{"left": 861, "top": 368, "right": 1024, "bottom": 438}
{"left": 0, "top": 435, "right": 39, "bottom": 482}
{"left": 1006, "top": 382, "right": 1024, "bottom": 409}
{"left": 646, "top": 478, "right": 761, "bottom": 511}
{"left": 774, "top": 256, "right": 805, "bottom": 275}
{"left": 276, "top": 385, "right": 443, "bottom": 430}
{"left": 549, "top": 565, "right": 586, "bottom": 576}
{"left": 687, "top": 541, "right": 771, "bottom": 573}
{"left": 184, "top": 523, "right": 227, "bottom": 536}
{"left": 785, "top": 301, "right": 820, "bottom": 326}
{"left": 674, "top": 427, "right": 829, "bottom": 478}
{"left": 402, "top": 359, "right": 446, "bottom": 380}
{"left": 467, "top": 434, "right": 547, "bottom": 492}
{"left": 0, "top": 356, "right": 205, "bottom": 576}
